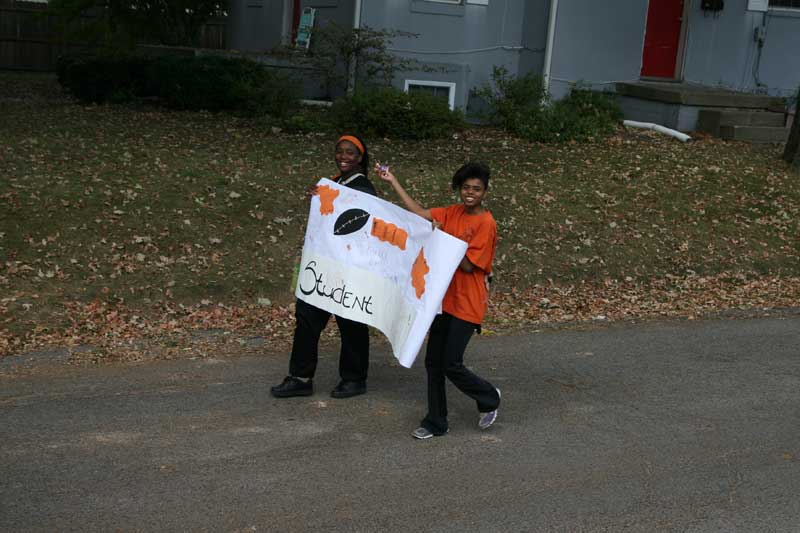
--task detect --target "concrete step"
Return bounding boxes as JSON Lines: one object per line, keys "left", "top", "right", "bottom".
{"left": 616, "top": 82, "right": 786, "bottom": 109}
{"left": 719, "top": 124, "right": 790, "bottom": 143}
{"left": 697, "top": 109, "right": 787, "bottom": 137}
{"left": 721, "top": 110, "right": 785, "bottom": 127}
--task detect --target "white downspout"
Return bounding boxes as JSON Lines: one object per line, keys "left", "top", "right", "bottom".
{"left": 347, "top": 0, "right": 363, "bottom": 94}
{"left": 353, "top": 0, "right": 362, "bottom": 29}
{"left": 542, "top": 0, "right": 559, "bottom": 99}
{"left": 623, "top": 120, "right": 692, "bottom": 142}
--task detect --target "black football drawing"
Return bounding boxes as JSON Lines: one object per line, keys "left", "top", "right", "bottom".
{"left": 334, "top": 208, "right": 371, "bottom": 236}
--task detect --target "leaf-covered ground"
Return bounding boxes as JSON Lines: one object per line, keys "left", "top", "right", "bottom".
{"left": 1, "top": 72, "right": 798, "bottom": 363}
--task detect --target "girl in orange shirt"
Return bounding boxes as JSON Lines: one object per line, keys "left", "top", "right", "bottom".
{"left": 377, "top": 161, "right": 501, "bottom": 439}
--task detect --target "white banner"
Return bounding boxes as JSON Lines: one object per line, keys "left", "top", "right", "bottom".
{"left": 296, "top": 178, "right": 467, "bottom": 367}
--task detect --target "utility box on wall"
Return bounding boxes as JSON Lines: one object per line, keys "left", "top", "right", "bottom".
{"left": 701, "top": 0, "right": 724, "bottom": 11}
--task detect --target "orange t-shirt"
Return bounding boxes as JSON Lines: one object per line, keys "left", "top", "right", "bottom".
{"left": 430, "top": 204, "right": 497, "bottom": 325}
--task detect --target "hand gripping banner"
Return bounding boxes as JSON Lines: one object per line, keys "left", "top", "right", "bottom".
{"left": 296, "top": 178, "right": 467, "bottom": 367}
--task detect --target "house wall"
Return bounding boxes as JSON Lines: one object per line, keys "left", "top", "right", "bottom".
{"left": 226, "top": 0, "right": 358, "bottom": 99}
{"left": 228, "top": 0, "right": 355, "bottom": 51}
{"left": 682, "top": 0, "right": 800, "bottom": 98}
{"left": 227, "top": 0, "right": 287, "bottom": 51}
{"left": 300, "top": 0, "right": 356, "bottom": 32}
{"left": 226, "top": 0, "right": 800, "bottom": 105}
{"left": 543, "top": 0, "right": 800, "bottom": 99}
{"left": 360, "top": 0, "right": 532, "bottom": 110}
{"left": 545, "top": 0, "right": 649, "bottom": 100}
{"left": 519, "top": 0, "right": 550, "bottom": 77}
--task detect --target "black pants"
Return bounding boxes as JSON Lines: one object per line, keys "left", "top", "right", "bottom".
{"left": 421, "top": 312, "right": 500, "bottom": 435}
{"left": 289, "top": 299, "right": 369, "bottom": 382}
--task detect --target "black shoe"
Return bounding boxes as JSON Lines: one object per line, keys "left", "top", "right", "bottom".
{"left": 330, "top": 380, "right": 367, "bottom": 399}
{"left": 270, "top": 376, "right": 313, "bottom": 398}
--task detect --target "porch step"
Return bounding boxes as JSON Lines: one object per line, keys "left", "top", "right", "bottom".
{"left": 697, "top": 109, "right": 787, "bottom": 137}
{"left": 615, "top": 81, "right": 788, "bottom": 134}
{"left": 718, "top": 124, "right": 790, "bottom": 143}
{"left": 616, "top": 82, "right": 785, "bottom": 109}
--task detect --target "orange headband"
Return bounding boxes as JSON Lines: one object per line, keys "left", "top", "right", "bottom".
{"left": 337, "top": 135, "right": 365, "bottom": 155}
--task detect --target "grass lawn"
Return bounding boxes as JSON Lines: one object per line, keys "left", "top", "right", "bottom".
{"left": 1, "top": 71, "right": 799, "bottom": 361}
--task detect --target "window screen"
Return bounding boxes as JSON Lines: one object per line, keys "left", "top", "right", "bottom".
{"left": 408, "top": 84, "right": 452, "bottom": 101}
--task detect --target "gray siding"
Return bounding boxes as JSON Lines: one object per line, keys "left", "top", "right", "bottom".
{"left": 519, "top": 0, "right": 550, "bottom": 78}
{"left": 541, "top": 0, "right": 800, "bottom": 99}
{"left": 758, "top": 11, "right": 800, "bottom": 98}
{"left": 227, "top": 0, "right": 355, "bottom": 52}
{"left": 361, "top": 0, "right": 532, "bottom": 109}
{"left": 682, "top": 0, "right": 800, "bottom": 98}
{"left": 301, "top": 0, "right": 356, "bottom": 32}
{"left": 227, "top": 0, "right": 287, "bottom": 51}
{"left": 546, "top": 0, "right": 649, "bottom": 100}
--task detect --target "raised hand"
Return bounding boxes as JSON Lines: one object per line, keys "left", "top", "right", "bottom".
{"left": 374, "top": 161, "right": 396, "bottom": 184}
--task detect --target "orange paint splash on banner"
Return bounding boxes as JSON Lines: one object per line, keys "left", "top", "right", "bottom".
{"left": 317, "top": 185, "right": 339, "bottom": 215}
{"left": 411, "top": 248, "right": 429, "bottom": 299}
{"left": 371, "top": 218, "right": 408, "bottom": 250}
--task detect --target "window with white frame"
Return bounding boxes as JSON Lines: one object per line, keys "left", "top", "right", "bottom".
{"left": 404, "top": 80, "right": 457, "bottom": 110}
{"left": 769, "top": 0, "right": 800, "bottom": 8}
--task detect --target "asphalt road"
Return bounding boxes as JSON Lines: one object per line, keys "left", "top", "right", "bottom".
{"left": 2, "top": 315, "right": 799, "bottom": 532}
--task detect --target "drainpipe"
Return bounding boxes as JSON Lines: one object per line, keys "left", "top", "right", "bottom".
{"left": 353, "top": 0, "right": 362, "bottom": 29}
{"left": 347, "top": 0, "right": 363, "bottom": 94}
{"left": 542, "top": 0, "right": 558, "bottom": 99}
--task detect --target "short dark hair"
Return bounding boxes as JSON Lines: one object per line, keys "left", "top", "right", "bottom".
{"left": 452, "top": 161, "right": 490, "bottom": 190}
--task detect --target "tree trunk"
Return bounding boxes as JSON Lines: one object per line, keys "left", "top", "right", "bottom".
{"left": 783, "top": 86, "right": 800, "bottom": 171}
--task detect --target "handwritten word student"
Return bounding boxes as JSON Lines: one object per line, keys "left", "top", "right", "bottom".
{"left": 377, "top": 161, "right": 501, "bottom": 438}
{"left": 271, "top": 134, "right": 377, "bottom": 400}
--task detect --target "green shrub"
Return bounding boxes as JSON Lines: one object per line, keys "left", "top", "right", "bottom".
{"left": 147, "top": 55, "right": 240, "bottom": 111}
{"left": 56, "top": 50, "right": 149, "bottom": 103}
{"left": 108, "top": 87, "right": 139, "bottom": 104}
{"left": 280, "top": 107, "right": 333, "bottom": 134}
{"left": 475, "top": 66, "right": 621, "bottom": 142}
{"left": 330, "top": 88, "right": 464, "bottom": 140}
{"left": 57, "top": 52, "right": 300, "bottom": 117}
{"left": 233, "top": 67, "right": 300, "bottom": 119}
{"left": 513, "top": 90, "right": 622, "bottom": 142}
{"left": 473, "top": 66, "right": 548, "bottom": 133}
{"left": 150, "top": 55, "right": 298, "bottom": 116}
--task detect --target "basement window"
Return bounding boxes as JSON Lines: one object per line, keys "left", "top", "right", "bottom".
{"left": 404, "top": 80, "right": 456, "bottom": 110}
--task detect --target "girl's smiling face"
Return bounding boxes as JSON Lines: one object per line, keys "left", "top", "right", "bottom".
{"left": 335, "top": 140, "right": 363, "bottom": 175}
{"left": 459, "top": 177, "right": 487, "bottom": 212}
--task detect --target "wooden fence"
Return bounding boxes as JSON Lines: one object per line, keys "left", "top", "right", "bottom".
{"left": 0, "top": 0, "right": 226, "bottom": 71}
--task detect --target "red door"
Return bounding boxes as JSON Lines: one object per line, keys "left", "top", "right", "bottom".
{"left": 641, "top": 0, "right": 684, "bottom": 78}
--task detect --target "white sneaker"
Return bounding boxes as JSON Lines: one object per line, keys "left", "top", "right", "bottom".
{"left": 478, "top": 388, "right": 501, "bottom": 430}
{"left": 411, "top": 427, "right": 434, "bottom": 439}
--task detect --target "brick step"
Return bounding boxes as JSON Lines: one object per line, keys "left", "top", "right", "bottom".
{"left": 719, "top": 124, "right": 790, "bottom": 143}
